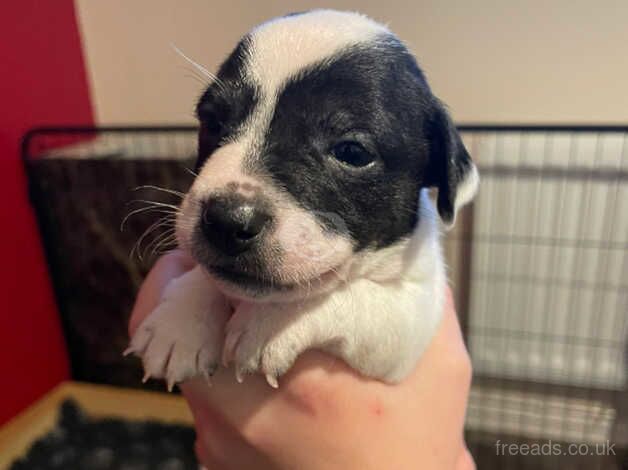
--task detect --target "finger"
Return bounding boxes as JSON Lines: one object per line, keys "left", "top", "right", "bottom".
{"left": 181, "top": 380, "right": 277, "bottom": 470}
{"left": 128, "top": 249, "right": 196, "bottom": 337}
{"left": 455, "top": 444, "right": 476, "bottom": 470}
{"left": 429, "top": 283, "right": 471, "bottom": 374}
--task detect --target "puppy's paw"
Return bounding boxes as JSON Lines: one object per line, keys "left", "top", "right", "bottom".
{"left": 222, "top": 306, "right": 302, "bottom": 388}
{"left": 127, "top": 301, "right": 223, "bottom": 390}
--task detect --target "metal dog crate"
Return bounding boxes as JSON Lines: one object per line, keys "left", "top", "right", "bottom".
{"left": 450, "top": 126, "right": 627, "bottom": 469}
{"left": 23, "top": 125, "right": 627, "bottom": 469}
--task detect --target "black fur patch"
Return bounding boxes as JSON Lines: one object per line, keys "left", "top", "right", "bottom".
{"left": 194, "top": 35, "right": 258, "bottom": 171}
{"left": 423, "top": 103, "right": 474, "bottom": 224}
{"left": 257, "top": 36, "right": 439, "bottom": 250}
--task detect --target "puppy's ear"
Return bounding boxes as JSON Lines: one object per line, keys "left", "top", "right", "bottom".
{"left": 424, "top": 102, "right": 478, "bottom": 227}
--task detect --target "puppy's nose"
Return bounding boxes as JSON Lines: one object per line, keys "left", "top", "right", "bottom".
{"left": 201, "top": 196, "right": 272, "bottom": 256}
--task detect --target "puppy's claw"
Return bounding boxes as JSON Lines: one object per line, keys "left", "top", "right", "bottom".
{"left": 123, "top": 346, "right": 135, "bottom": 357}
{"left": 142, "top": 371, "right": 151, "bottom": 383}
{"left": 167, "top": 378, "right": 176, "bottom": 392}
{"left": 201, "top": 369, "right": 213, "bottom": 387}
{"left": 235, "top": 367, "right": 245, "bottom": 384}
{"left": 266, "top": 373, "right": 279, "bottom": 389}
{"left": 129, "top": 327, "right": 153, "bottom": 357}
{"left": 222, "top": 329, "right": 243, "bottom": 367}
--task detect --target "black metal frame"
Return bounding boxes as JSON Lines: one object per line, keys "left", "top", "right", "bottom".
{"left": 21, "top": 125, "right": 198, "bottom": 162}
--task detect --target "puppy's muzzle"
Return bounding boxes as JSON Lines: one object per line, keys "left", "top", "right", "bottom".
{"left": 201, "top": 194, "right": 272, "bottom": 257}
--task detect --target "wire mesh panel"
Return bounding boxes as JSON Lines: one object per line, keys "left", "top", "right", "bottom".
{"left": 447, "top": 126, "right": 628, "bottom": 470}
{"left": 23, "top": 127, "right": 198, "bottom": 388}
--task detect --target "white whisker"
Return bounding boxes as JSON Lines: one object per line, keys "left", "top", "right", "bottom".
{"left": 145, "top": 229, "right": 178, "bottom": 259}
{"left": 131, "top": 216, "right": 177, "bottom": 261}
{"left": 184, "top": 71, "right": 211, "bottom": 87}
{"left": 183, "top": 167, "right": 199, "bottom": 178}
{"left": 121, "top": 207, "right": 177, "bottom": 231}
{"left": 133, "top": 185, "right": 185, "bottom": 198}
{"left": 171, "top": 43, "right": 227, "bottom": 92}
{"left": 130, "top": 199, "right": 180, "bottom": 211}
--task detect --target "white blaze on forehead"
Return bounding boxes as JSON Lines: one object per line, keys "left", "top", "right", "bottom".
{"left": 237, "top": 10, "right": 390, "bottom": 155}
{"left": 247, "top": 10, "right": 390, "bottom": 96}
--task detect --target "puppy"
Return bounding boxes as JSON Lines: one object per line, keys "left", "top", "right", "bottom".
{"left": 127, "top": 10, "right": 478, "bottom": 389}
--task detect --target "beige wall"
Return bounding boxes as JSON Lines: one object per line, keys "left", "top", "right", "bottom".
{"left": 75, "top": 0, "right": 628, "bottom": 125}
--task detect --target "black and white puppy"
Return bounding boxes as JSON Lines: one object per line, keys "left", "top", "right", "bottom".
{"left": 128, "top": 10, "right": 478, "bottom": 389}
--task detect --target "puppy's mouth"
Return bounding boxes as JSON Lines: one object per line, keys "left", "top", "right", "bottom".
{"left": 206, "top": 263, "right": 344, "bottom": 295}
{"left": 208, "top": 264, "right": 294, "bottom": 291}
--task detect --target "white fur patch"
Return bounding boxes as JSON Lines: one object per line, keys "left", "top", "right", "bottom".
{"left": 443, "top": 163, "right": 480, "bottom": 228}
{"left": 247, "top": 10, "right": 389, "bottom": 95}
{"left": 455, "top": 163, "right": 480, "bottom": 212}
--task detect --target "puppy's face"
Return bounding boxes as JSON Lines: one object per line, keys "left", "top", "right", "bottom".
{"left": 177, "top": 10, "right": 477, "bottom": 300}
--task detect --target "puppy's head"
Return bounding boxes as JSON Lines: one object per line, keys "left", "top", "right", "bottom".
{"left": 177, "top": 10, "right": 478, "bottom": 300}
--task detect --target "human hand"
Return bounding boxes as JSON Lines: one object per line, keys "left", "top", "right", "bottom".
{"left": 129, "top": 250, "right": 475, "bottom": 470}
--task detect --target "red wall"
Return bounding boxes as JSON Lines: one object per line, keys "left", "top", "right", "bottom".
{"left": 0, "top": 0, "right": 93, "bottom": 424}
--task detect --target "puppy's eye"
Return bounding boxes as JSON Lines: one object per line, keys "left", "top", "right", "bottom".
{"left": 197, "top": 98, "right": 227, "bottom": 136}
{"left": 330, "top": 141, "right": 375, "bottom": 168}
{"left": 201, "top": 115, "right": 222, "bottom": 135}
